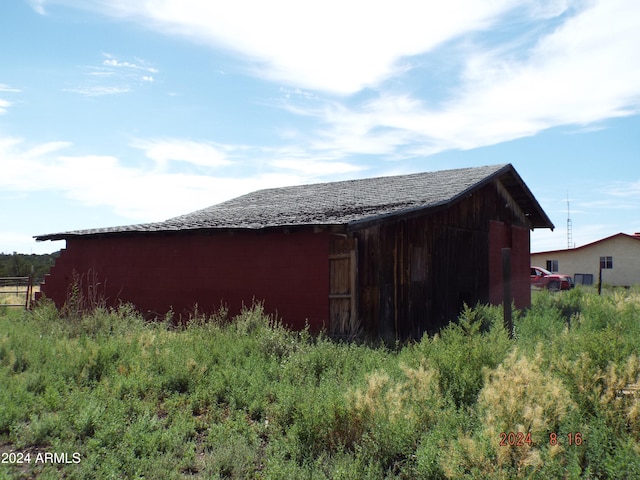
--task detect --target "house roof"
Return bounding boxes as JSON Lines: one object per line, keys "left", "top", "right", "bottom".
{"left": 532, "top": 233, "right": 640, "bottom": 256}
{"left": 35, "top": 163, "right": 554, "bottom": 241}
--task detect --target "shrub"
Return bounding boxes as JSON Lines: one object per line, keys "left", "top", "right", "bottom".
{"left": 344, "top": 362, "right": 443, "bottom": 474}
{"left": 440, "top": 348, "right": 576, "bottom": 478}
{"left": 415, "top": 304, "right": 512, "bottom": 407}
{"left": 2, "top": 293, "right": 639, "bottom": 478}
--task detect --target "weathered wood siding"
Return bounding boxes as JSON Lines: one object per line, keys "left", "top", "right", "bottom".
{"left": 328, "top": 236, "right": 359, "bottom": 338}
{"left": 355, "top": 180, "right": 531, "bottom": 342}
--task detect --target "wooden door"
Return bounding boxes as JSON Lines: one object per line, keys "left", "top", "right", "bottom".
{"left": 329, "top": 236, "right": 359, "bottom": 338}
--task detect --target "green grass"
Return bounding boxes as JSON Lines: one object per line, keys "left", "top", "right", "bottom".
{"left": 1, "top": 289, "right": 639, "bottom": 479}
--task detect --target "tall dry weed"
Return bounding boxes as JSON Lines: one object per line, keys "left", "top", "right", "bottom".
{"left": 343, "top": 363, "right": 444, "bottom": 474}
{"left": 348, "top": 363, "right": 441, "bottom": 428}
{"left": 441, "top": 347, "right": 575, "bottom": 478}
{"left": 597, "top": 354, "right": 640, "bottom": 435}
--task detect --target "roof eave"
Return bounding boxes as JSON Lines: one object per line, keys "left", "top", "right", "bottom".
{"left": 495, "top": 164, "right": 554, "bottom": 230}
{"left": 34, "top": 222, "right": 349, "bottom": 242}
{"left": 347, "top": 164, "right": 555, "bottom": 232}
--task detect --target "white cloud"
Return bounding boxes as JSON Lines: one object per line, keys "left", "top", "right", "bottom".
{"left": 455, "top": 0, "right": 640, "bottom": 126}
{"left": 63, "top": 85, "right": 131, "bottom": 96}
{"left": 103, "top": 59, "right": 130, "bottom": 68}
{"left": 22, "top": 141, "right": 72, "bottom": 159}
{"left": 0, "top": 84, "right": 22, "bottom": 93}
{"left": 65, "top": 53, "right": 158, "bottom": 96}
{"left": 45, "top": 0, "right": 521, "bottom": 94}
{"left": 88, "top": 70, "right": 115, "bottom": 77}
{"left": 37, "top": 0, "right": 640, "bottom": 158}
{"left": 601, "top": 180, "right": 640, "bottom": 200}
{"left": 0, "top": 99, "right": 11, "bottom": 115}
{"left": 132, "top": 139, "right": 234, "bottom": 169}
{"left": 0, "top": 231, "right": 57, "bottom": 254}
{"left": 0, "top": 136, "right": 366, "bottom": 223}
{"left": 281, "top": 0, "right": 640, "bottom": 157}
{"left": 524, "top": 0, "right": 571, "bottom": 19}
{"left": 0, "top": 137, "right": 247, "bottom": 220}
{"left": 102, "top": 53, "right": 159, "bottom": 73}
{"left": 27, "top": 0, "right": 47, "bottom": 15}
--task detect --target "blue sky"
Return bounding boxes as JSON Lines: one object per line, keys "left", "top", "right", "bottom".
{"left": 1, "top": 0, "right": 639, "bottom": 254}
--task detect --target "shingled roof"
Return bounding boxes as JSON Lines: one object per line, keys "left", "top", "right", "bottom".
{"left": 35, "top": 163, "right": 553, "bottom": 241}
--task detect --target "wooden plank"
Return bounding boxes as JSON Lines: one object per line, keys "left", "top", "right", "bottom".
{"left": 330, "top": 298, "right": 351, "bottom": 336}
{"left": 350, "top": 241, "right": 358, "bottom": 333}
{"left": 330, "top": 257, "right": 350, "bottom": 295}
{"left": 328, "top": 235, "right": 360, "bottom": 338}
{"left": 502, "top": 247, "right": 513, "bottom": 338}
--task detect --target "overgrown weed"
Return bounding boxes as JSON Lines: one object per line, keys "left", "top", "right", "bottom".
{"left": 1, "top": 290, "right": 639, "bottom": 478}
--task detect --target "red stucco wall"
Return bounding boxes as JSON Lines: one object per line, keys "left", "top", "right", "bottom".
{"left": 41, "top": 229, "right": 331, "bottom": 331}
{"left": 488, "top": 220, "right": 531, "bottom": 309}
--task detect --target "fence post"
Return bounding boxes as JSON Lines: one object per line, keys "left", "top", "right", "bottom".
{"left": 502, "top": 248, "right": 513, "bottom": 339}
{"left": 26, "top": 266, "right": 34, "bottom": 310}
{"left": 598, "top": 267, "right": 603, "bottom": 296}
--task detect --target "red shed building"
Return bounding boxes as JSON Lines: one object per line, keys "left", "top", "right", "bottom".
{"left": 35, "top": 164, "right": 553, "bottom": 341}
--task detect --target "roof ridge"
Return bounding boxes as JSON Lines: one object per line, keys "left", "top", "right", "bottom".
{"left": 166, "top": 163, "right": 510, "bottom": 220}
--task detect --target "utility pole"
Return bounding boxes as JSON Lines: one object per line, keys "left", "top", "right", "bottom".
{"left": 567, "top": 193, "right": 573, "bottom": 249}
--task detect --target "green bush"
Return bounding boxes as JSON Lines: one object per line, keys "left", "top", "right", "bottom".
{"left": 412, "top": 303, "right": 512, "bottom": 407}
{"left": 1, "top": 291, "right": 639, "bottom": 478}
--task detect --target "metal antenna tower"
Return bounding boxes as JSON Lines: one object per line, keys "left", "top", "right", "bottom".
{"left": 567, "top": 193, "right": 573, "bottom": 249}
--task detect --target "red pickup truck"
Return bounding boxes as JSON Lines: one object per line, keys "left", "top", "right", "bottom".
{"left": 530, "top": 266, "right": 574, "bottom": 291}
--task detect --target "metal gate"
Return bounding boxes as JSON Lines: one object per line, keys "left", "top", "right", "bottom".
{"left": 0, "top": 276, "right": 34, "bottom": 309}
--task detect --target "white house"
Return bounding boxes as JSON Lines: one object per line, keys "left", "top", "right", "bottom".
{"left": 531, "top": 233, "right": 640, "bottom": 287}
